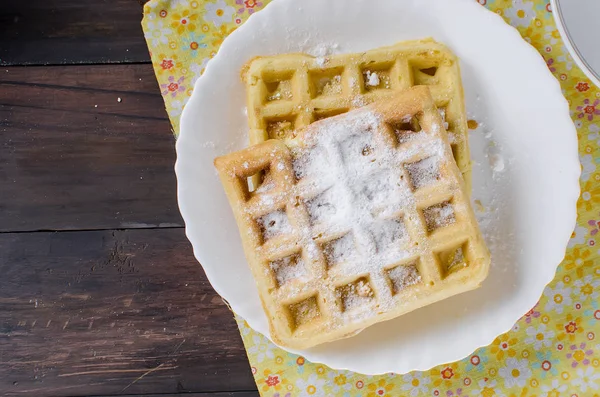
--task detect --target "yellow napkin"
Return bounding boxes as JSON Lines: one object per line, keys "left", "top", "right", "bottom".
{"left": 142, "top": 1, "right": 600, "bottom": 395}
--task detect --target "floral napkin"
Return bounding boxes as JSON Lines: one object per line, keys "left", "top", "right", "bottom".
{"left": 142, "top": 1, "right": 600, "bottom": 395}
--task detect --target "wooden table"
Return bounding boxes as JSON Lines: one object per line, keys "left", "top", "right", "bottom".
{"left": 0, "top": 1, "right": 257, "bottom": 396}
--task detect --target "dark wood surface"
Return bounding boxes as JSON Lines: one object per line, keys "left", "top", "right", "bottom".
{"left": 0, "top": 64, "right": 182, "bottom": 232}
{"left": 0, "top": 0, "right": 150, "bottom": 66}
{"left": 0, "top": 1, "right": 258, "bottom": 396}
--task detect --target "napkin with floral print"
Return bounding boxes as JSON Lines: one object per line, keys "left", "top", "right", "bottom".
{"left": 143, "top": 1, "right": 600, "bottom": 395}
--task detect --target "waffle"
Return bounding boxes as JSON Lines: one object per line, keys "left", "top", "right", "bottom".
{"left": 241, "top": 38, "right": 472, "bottom": 190}
{"left": 215, "top": 87, "right": 489, "bottom": 350}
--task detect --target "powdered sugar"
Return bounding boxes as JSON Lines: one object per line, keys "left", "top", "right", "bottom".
{"left": 289, "top": 296, "right": 320, "bottom": 327}
{"left": 337, "top": 278, "right": 374, "bottom": 311}
{"left": 369, "top": 218, "right": 409, "bottom": 262}
{"left": 257, "top": 210, "right": 292, "bottom": 241}
{"left": 292, "top": 146, "right": 329, "bottom": 182}
{"left": 394, "top": 124, "right": 426, "bottom": 145}
{"left": 356, "top": 170, "right": 404, "bottom": 209}
{"left": 447, "top": 132, "right": 458, "bottom": 144}
{"left": 313, "top": 75, "right": 342, "bottom": 96}
{"left": 308, "top": 42, "right": 340, "bottom": 57}
{"left": 289, "top": 107, "right": 447, "bottom": 314}
{"left": 270, "top": 254, "right": 306, "bottom": 286}
{"left": 323, "top": 233, "right": 357, "bottom": 268}
{"left": 467, "top": 111, "right": 512, "bottom": 263}
{"left": 255, "top": 172, "right": 276, "bottom": 194}
{"left": 445, "top": 246, "right": 465, "bottom": 271}
{"left": 315, "top": 57, "right": 327, "bottom": 68}
{"left": 363, "top": 69, "right": 390, "bottom": 89}
{"left": 405, "top": 156, "right": 440, "bottom": 190}
{"left": 365, "top": 71, "right": 380, "bottom": 86}
{"left": 257, "top": 193, "right": 275, "bottom": 207}
{"left": 306, "top": 188, "right": 339, "bottom": 224}
{"left": 352, "top": 95, "right": 367, "bottom": 108}
{"left": 490, "top": 153, "right": 505, "bottom": 173}
{"left": 423, "top": 202, "right": 456, "bottom": 232}
{"left": 308, "top": 42, "right": 339, "bottom": 68}
{"left": 387, "top": 264, "right": 421, "bottom": 293}
{"left": 255, "top": 179, "right": 275, "bottom": 194}
{"left": 438, "top": 108, "right": 449, "bottom": 130}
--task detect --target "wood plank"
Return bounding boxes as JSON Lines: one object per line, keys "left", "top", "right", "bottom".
{"left": 0, "top": 0, "right": 150, "bottom": 66}
{"left": 0, "top": 64, "right": 184, "bottom": 232}
{"left": 0, "top": 228, "right": 256, "bottom": 396}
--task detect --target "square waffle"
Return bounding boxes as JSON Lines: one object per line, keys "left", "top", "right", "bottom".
{"left": 241, "top": 38, "right": 472, "bottom": 190}
{"left": 215, "top": 87, "right": 489, "bottom": 349}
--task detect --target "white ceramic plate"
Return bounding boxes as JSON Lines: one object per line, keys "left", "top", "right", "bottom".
{"left": 552, "top": 0, "right": 600, "bottom": 88}
{"left": 176, "top": 0, "right": 580, "bottom": 374}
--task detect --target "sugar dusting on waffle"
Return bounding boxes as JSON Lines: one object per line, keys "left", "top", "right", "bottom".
{"left": 286, "top": 108, "right": 445, "bottom": 319}
{"left": 270, "top": 254, "right": 306, "bottom": 286}
{"left": 257, "top": 209, "right": 292, "bottom": 241}
{"left": 388, "top": 263, "right": 421, "bottom": 292}
{"left": 247, "top": 106, "right": 450, "bottom": 324}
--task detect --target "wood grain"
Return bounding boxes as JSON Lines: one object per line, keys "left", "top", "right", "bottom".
{"left": 0, "top": 0, "right": 150, "bottom": 66}
{"left": 0, "top": 7, "right": 262, "bottom": 393}
{"left": 0, "top": 64, "right": 184, "bottom": 232}
{"left": 0, "top": 228, "right": 256, "bottom": 396}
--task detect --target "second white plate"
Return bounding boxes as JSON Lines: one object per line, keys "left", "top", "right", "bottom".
{"left": 176, "top": 0, "right": 580, "bottom": 374}
{"left": 552, "top": 0, "right": 600, "bottom": 88}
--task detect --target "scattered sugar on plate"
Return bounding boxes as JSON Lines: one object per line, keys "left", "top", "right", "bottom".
{"left": 309, "top": 43, "right": 340, "bottom": 68}
{"left": 315, "top": 57, "right": 327, "bottom": 68}
{"left": 466, "top": 112, "right": 513, "bottom": 262}
{"left": 490, "top": 153, "right": 505, "bottom": 173}
{"left": 308, "top": 42, "right": 340, "bottom": 57}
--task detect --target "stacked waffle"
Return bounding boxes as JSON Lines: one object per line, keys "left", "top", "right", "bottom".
{"left": 215, "top": 39, "right": 490, "bottom": 350}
